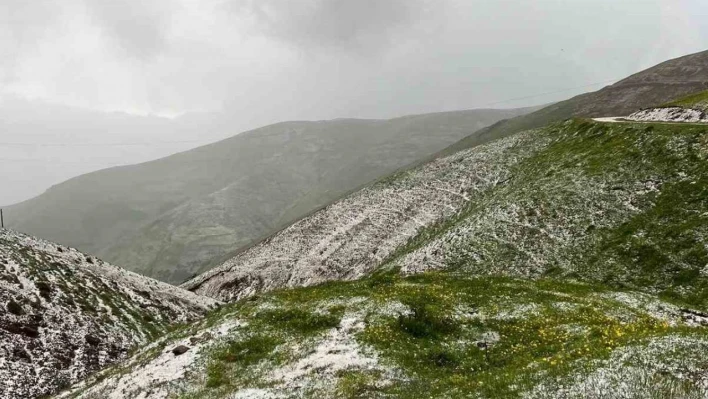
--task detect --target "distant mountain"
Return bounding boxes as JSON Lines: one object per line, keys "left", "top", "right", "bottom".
{"left": 5, "top": 107, "right": 538, "bottom": 283}
{"left": 442, "top": 49, "right": 708, "bottom": 155}
{"left": 0, "top": 96, "right": 228, "bottom": 206}
{"left": 0, "top": 229, "right": 217, "bottom": 399}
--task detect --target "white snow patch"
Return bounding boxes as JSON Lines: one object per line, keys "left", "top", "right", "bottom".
{"left": 598, "top": 291, "right": 682, "bottom": 325}
{"left": 269, "top": 314, "right": 379, "bottom": 389}
{"left": 626, "top": 107, "right": 708, "bottom": 123}
{"left": 492, "top": 303, "right": 542, "bottom": 320}
{"left": 229, "top": 388, "right": 284, "bottom": 398}
{"left": 65, "top": 319, "right": 243, "bottom": 399}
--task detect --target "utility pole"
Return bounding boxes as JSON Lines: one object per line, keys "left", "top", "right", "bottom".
{"left": 1, "top": 209, "right": 3, "bottom": 228}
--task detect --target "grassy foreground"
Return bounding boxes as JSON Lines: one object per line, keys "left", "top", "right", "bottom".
{"left": 66, "top": 270, "right": 708, "bottom": 399}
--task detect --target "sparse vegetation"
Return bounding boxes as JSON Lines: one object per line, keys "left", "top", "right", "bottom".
{"left": 663, "top": 89, "right": 708, "bottom": 111}
{"left": 64, "top": 271, "right": 708, "bottom": 398}
{"left": 213, "top": 335, "right": 281, "bottom": 366}
{"left": 27, "top": 117, "right": 708, "bottom": 398}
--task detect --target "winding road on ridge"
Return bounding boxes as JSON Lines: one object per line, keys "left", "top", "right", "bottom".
{"left": 592, "top": 117, "right": 626, "bottom": 123}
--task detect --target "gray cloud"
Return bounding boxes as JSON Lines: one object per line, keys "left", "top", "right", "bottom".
{"left": 232, "top": 0, "right": 431, "bottom": 53}
{"left": 1, "top": 0, "right": 706, "bottom": 119}
{"left": 0, "top": 0, "right": 65, "bottom": 82}
{"left": 83, "top": 0, "right": 170, "bottom": 60}
{"left": 2, "top": 0, "right": 708, "bottom": 205}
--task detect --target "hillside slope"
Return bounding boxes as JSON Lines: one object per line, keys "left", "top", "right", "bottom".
{"left": 442, "top": 50, "right": 708, "bottom": 155}
{"left": 0, "top": 96, "right": 221, "bottom": 206}
{"left": 0, "top": 229, "right": 218, "bottom": 399}
{"left": 186, "top": 118, "right": 708, "bottom": 311}
{"left": 183, "top": 128, "right": 546, "bottom": 300}
{"left": 625, "top": 89, "right": 708, "bottom": 123}
{"left": 5, "top": 107, "right": 537, "bottom": 284}
{"left": 66, "top": 117, "right": 708, "bottom": 398}
{"left": 63, "top": 272, "right": 708, "bottom": 398}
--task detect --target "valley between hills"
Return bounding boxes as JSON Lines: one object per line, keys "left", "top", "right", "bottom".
{"left": 3, "top": 51, "right": 708, "bottom": 399}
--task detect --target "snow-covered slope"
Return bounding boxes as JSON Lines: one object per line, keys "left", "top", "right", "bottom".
{"left": 6, "top": 107, "right": 539, "bottom": 285}
{"left": 624, "top": 90, "right": 708, "bottom": 123}
{"left": 187, "top": 117, "right": 708, "bottom": 314}
{"left": 625, "top": 107, "right": 708, "bottom": 123}
{"left": 183, "top": 128, "right": 549, "bottom": 301}
{"left": 0, "top": 229, "right": 219, "bottom": 399}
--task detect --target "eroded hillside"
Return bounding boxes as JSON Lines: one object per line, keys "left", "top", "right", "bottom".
{"left": 0, "top": 230, "right": 218, "bottom": 399}
{"left": 187, "top": 119, "right": 708, "bottom": 311}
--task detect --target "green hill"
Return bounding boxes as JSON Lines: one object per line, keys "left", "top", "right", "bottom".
{"left": 61, "top": 116, "right": 708, "bottom": 398}
{"left": 663, "top": 89, "right": 708, "bottom": 111}
{"left": 65, "top": 272, "right": 708, "bottom": 398}
{"left": 5, "top": 107, "right": 538, "bottom": 284}
{"left": 441, "top": 50, "right": 708, "bottom": 156}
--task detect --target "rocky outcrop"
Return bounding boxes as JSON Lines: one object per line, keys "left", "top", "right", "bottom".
{"left": 0, "top": 229, "right": 219, "bottom": 399}
{"left": 625, "top": 107, "right": 708, "bottom": 123}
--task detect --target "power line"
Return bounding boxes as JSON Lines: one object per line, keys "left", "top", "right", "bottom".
{"left": 482, "top": 78, "right": 619, "bottom": 107}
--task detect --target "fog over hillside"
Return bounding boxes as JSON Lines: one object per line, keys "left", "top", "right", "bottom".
{"left": 0, "top": 97, "right": 233, "bottom": 205}
{"left": 3, "top": 0, "right": 707, "bottom": 205}
{"left": 5, "top": 106, "right": 539, "bottom": 283}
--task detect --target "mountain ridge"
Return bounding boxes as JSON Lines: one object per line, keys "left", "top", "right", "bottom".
{"left": 6, "top": 51, "right": 708, "bottom": 399}
{"left": 440, "top": 50, "right": 708, "bottom": 156}
{"left": 5, "top": 106, "right": 540, "bottom": 283}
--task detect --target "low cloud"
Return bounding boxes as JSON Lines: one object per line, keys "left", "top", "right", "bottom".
{"left": 84, "top": 0, "right": 170, "bottom": 60}
{"left": 232, "top": 0, "right": 431, "bottom": 54}
{"left": 0, "top": 0, "right": 705, "bottom": 119}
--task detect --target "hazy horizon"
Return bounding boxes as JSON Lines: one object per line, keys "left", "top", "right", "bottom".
{"left": 2, "top": 0, "right": 708, "bottom": 205}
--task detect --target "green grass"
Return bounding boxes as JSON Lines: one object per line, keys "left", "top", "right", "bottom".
{"left": 72, "top": 268, "right": 708, "bottom": 398}
{"left": 258, "top": 308, "right": 342, "bottom": 335}
{"left": 204, "top": 335, "right": 282, "bottom": 388}
{"left": 352, "top": 273, "right": 681, "bottom": 397}
{"left": 214, "top": 335, "right": 281, "bottom": 365}
{"left": 166, "top": 271, "right": 708, "bottom": 398}
{"left": 663, "top": 89, "right": 708, "bottom": 110}
{"left": 385, "top": 119, "right": 708, "bottom": 309}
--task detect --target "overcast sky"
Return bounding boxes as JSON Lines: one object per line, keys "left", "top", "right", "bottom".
{"left": 1, "top": 0, "right": 708, "bottom": 205}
